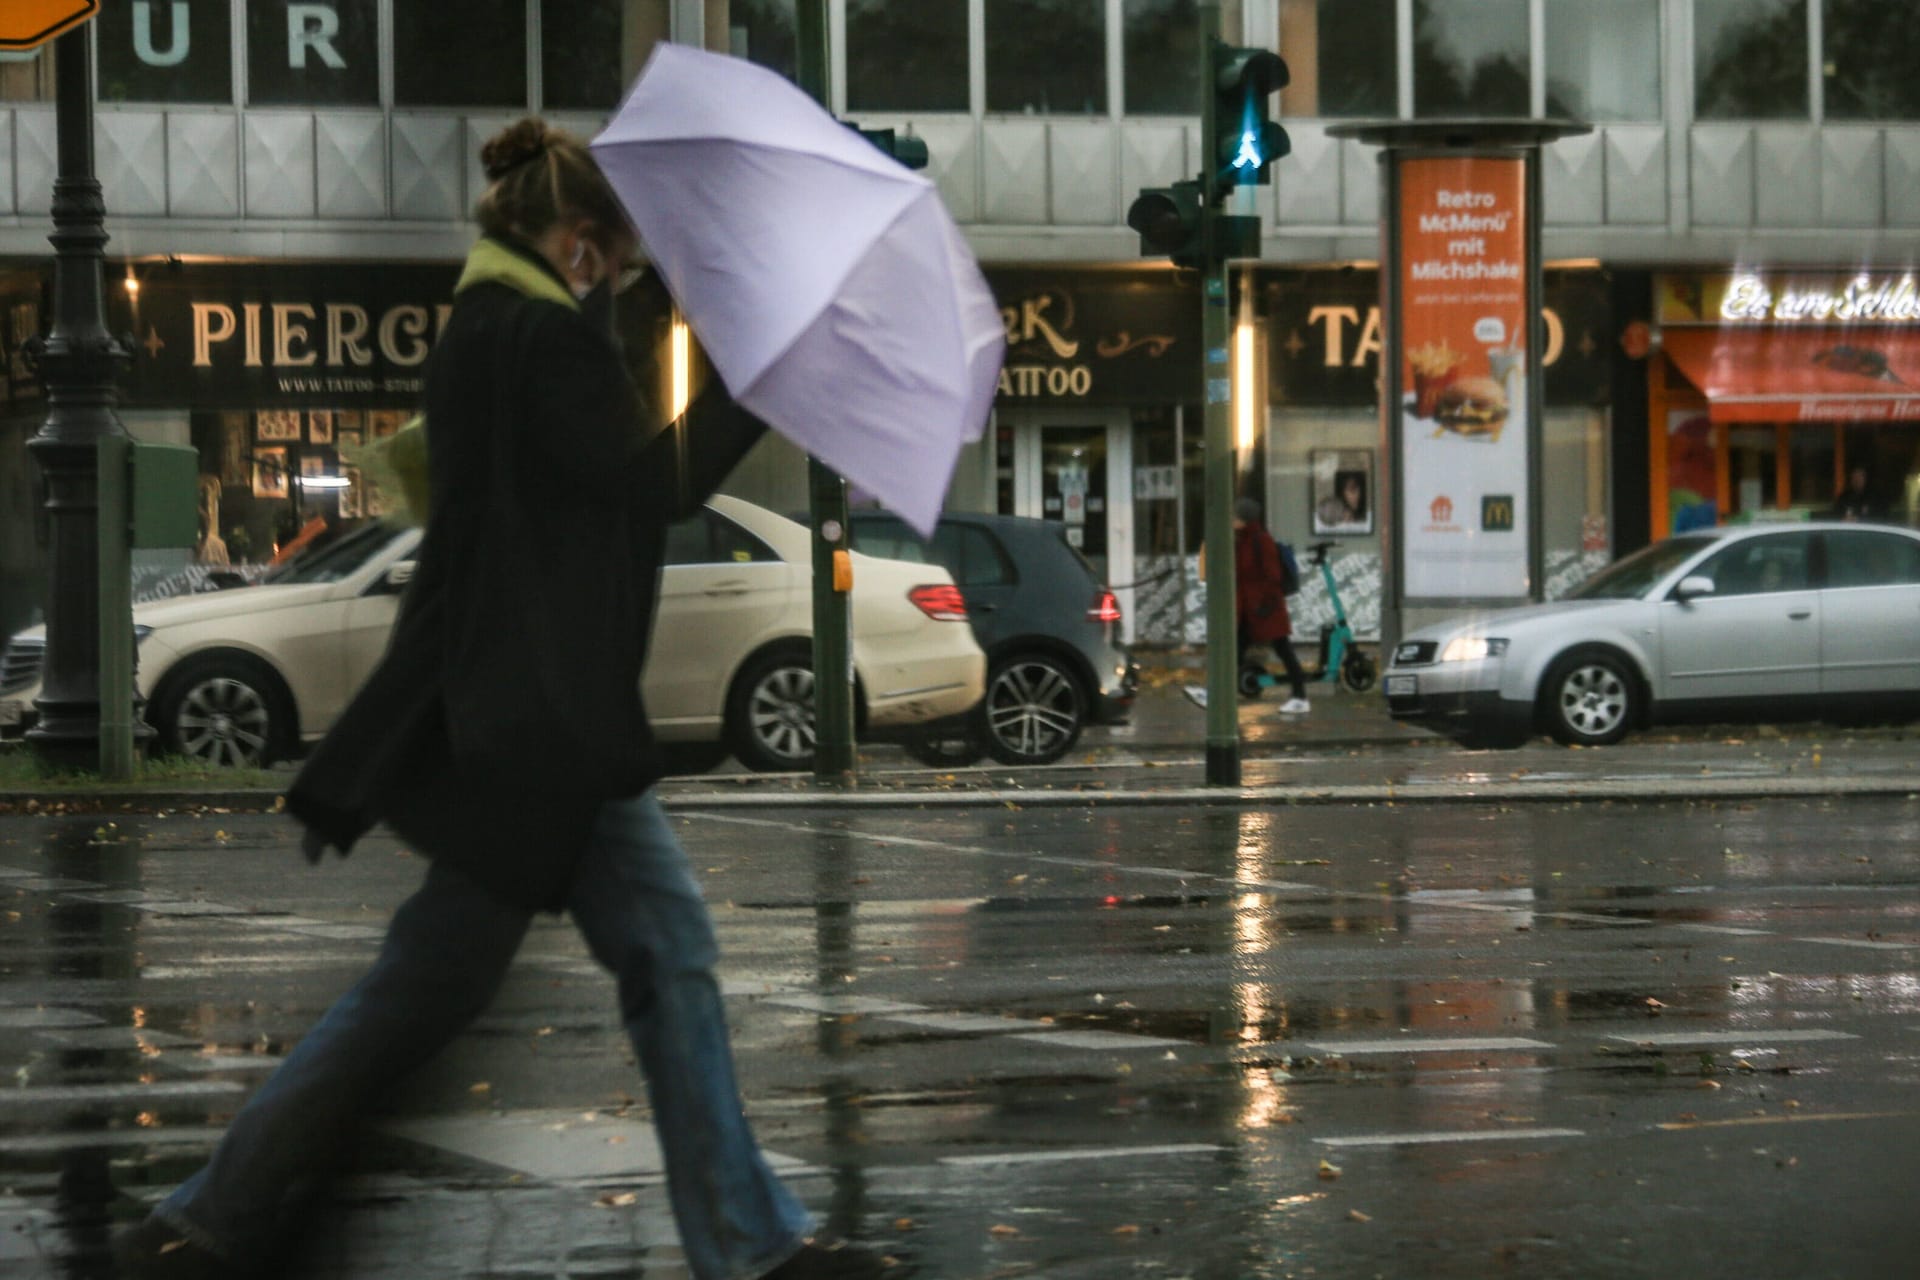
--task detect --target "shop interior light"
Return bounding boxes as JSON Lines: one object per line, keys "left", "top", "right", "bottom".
{"left": 1234, "top": 316, "right": 1256, "bottom": 456}
{"left": 669, "top": 313, "right": 690, "bottom": 420}
{"left": 296, "top": 475, "right": 351, "bottom": 490}
{"left": 122, "top": 264, "right": 139, "bottom": 297}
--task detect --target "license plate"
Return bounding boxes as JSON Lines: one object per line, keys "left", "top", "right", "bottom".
{"left": 0, "top": 700, "right": 22, "bottom": 728}
{"left": 1385, "top": 675, "right": 1417, "bottom": 697}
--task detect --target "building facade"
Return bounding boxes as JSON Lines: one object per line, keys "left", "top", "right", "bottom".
{"left": 3, "top": 1, "right": 1917, "bottom": 645}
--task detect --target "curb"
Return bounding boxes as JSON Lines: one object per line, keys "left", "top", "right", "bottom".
{"left": 5, "top": 774, "right": 1915, "bottom": 814}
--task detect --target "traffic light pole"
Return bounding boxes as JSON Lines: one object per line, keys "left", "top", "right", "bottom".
{"left": 795, "top": 0, "right": 856, "bottom": 782}
{"left": 1197, "top": 2, "right": 1239, "bottom": 786}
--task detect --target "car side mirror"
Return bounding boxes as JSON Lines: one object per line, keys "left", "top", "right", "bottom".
{"left": 382, "top": 561, "right": 416, "bottom": 592}
{"left": 1673, "top": 574, "right": 1715, "bottom": 602}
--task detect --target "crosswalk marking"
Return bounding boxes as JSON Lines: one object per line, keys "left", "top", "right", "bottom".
{"left": 1605, "top": 1029, "right": 1857, "bottom": 1047}
{"left": 939, "top": 1143, "right": 1222, "bottom": 1166}
{"left": 1302, "top": 1036, "right": 1553, "bottom": 1055}
{"left": 1316, "top": 1128, "right": 1583, "bottom": 1148}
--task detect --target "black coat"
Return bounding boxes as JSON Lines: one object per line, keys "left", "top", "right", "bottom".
{"left": 287, "top": 238, "right": 766, "bottom": 911}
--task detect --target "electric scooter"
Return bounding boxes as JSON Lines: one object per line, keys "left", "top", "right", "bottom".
{"left": 1237, "top": 541, "right": 1375, "bottom": 697}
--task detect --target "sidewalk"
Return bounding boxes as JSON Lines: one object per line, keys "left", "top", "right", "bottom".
{"left": 1093, "top": 655, "right": 1434, "bottom": 754}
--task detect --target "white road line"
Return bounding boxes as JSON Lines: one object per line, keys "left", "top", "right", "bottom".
{"left": 939, "top": 1143, "right": 1222, "bottom": 1167}
{"left": 0, "top": 1007, "right": 104, "bottom": 1030}
{"left": 1316, "top": 1128, "right": 1583, "bottom": 1148}
{"left": 1673, "top": 924, "right": 1773, "bottom": 936}
{"left": 1220, "top": 878, "right": 1322, "bottom": 894}
{"left": 1303, "top": 1036, "right": 1554, "bottom": 1055}
{"left": 762, "top": 994, "right": 928, "bottom": 1016}
{"left": 1010, "top": 1030, "right": 1189, "bottom": 1051}
{"left": 1605, "top": 1030, "right": 1858, "bottom": 1046}
{"left": 0, "top": 1126, "right": 231, "bottom": 1155}
{"left": 1795, "top": 937, "right": 1915, "bottom": 950}
{"left": 886, "top": 1012, "right": 1055, "bottom": 1034}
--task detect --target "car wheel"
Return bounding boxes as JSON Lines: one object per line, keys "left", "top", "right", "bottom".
{"left": 978, "top": 652, "right": 1085, "bottom": 766}
{"left": 150, "top": 654, "right": 294, "bottom": 768}
{"left": 725, "top": 646, "right": 817, "bottom": 772}
{"left": 903, "top": 727, "right": 987, "bottom": 768}
{"left": 1339, "top": 649, "right": 1377, "bottom": 693}
{"left": 1542, "top": 650, "right": 1636, "bottom": 747}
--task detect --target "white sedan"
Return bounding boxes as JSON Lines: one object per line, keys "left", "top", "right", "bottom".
{"left": 0, "top": 495, "right": 984, "bottom": 773}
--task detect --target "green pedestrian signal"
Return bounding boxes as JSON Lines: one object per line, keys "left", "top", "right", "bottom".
{"left": 1211, "top": 40, "right": 1289, "bottom": 190}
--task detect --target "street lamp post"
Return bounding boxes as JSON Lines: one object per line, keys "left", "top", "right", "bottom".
{"left": 26, "top": 22, "right": 137, "bottom": 771}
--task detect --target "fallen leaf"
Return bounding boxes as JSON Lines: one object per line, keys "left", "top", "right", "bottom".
{"left": 1347, "top": 1209, "right": 1372, "bottom": 1223}
{"left": 595, "top": 1191, "right": 638, "bottom": 1208}
{"left": 989, "top": 1223, "right": 1021, "bottom": 1237}
{"left": 1318, "top": 1159, "right": 1342, "bottom": 1181}
{"left": 893, "top": 1217, "right": 916, "bottom": 1232}
{"left": 468, "top": 1081, "right": 491, "bottom": 1094}
{"left": 1112, "top": 1223, "right": 1141, "bottom": 1237}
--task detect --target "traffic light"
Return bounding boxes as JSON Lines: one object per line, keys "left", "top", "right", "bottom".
{"left": 853, "top": 125, "right": 929, "bottom": 171}
{"left": 1210, "top": 40, "right": 1289, "bottom": 189}
{"left": 1126, "top": 179, "right": 1205, "bottom": 269}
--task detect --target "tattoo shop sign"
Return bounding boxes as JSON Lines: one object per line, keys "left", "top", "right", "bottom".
{"left": 986, "top": 269, "right": 1199, "bottom": 405}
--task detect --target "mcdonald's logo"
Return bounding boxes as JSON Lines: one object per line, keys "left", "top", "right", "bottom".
{"left": 1482, "top": 494, "right": 1515, "bottom": 531}
{"left": 1429, "top": 494, "right": 1453, "bottom": 522}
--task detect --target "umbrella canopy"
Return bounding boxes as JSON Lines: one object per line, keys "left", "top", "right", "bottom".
{"left": 591, "top": 43, "right": 1004, "bottom": 536}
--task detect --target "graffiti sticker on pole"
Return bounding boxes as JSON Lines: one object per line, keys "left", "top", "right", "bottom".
{"left": 1396, "top": 155, "right": 1530, "bottom": 600}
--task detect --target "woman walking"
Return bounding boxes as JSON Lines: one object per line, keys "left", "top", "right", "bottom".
{"left": 115, "top": 119, "right": 888, "bottom": 1280}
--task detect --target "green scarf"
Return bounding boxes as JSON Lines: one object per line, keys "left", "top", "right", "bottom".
{"left": 347, "top": 238, "right": 574, "bottom": 525}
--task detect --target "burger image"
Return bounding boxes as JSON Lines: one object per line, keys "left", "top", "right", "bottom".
{"left": 1432, "top": 375, "right": 1508, "bottom": 436}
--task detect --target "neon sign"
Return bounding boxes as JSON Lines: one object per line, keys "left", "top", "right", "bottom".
{"left": 1720, "top": 274, "right": 1920, "bottom": 324}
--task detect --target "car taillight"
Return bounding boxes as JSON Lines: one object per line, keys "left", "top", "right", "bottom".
{"left": 1087, "top": 590, "right": 1121, "bottom": 624}
{"left": 909, "top": 584, "right": 969, "bottom": 621}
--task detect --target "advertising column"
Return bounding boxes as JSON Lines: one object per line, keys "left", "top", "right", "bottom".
{"left": 1395, "top": 156, "right": 1533, "bottom": 601}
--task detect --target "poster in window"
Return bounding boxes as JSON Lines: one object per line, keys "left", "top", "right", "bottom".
{"left": 308, "top": 409, "right": 335, "bottom": 444}
{"left": 339, "top": 467, "right": 364, "bottom": 519}
{"left": 256, "top": 409, "right": 302, "bottom": 442}
{"left": 369, "top": 409, "right": 407, "bottom": 438}
{"left": 1311, "top": 449, "right": 1374, "bottom": 536}
{"left": 220, "top": 412, "right": 250, "bottom": 488}
{"left": 253, "top": 447, "right": 289, "bottom": 500}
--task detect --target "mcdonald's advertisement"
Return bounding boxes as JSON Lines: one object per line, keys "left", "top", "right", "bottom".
{"left": 1397, "top": 155, "right": 1531, "bottom": 599}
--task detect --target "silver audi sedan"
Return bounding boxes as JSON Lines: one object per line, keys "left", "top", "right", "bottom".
{"left": 1385, "top": 522, "right": 1920, "bottom": 748}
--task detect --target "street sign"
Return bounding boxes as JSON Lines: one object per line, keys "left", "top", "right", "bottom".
{"left": 0, "top": 0, "right": 96, "bottom": 51}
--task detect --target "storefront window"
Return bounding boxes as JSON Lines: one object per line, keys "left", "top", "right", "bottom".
{"left": 248, "top": 0, "right": 378, "bottom": 107}
{"left": 393, "top": 0, "right": 526, "bottom": 107}
{"left": 98, "top": 0, "right": 233, "bottom": 104}
{"left": 986, "top": 0, "right": 1108, "bottom": 115}
{"left": 1278, "top": 0, "right": 1399, "bottom": 118}
{"left": 1822, "top": 0, "right": 1920, "bottom": 121}
{"left": 847, "top": 0, "right": 969, "bottom": 112}
{"left": 1124, "top": 0, "right": 1201, "bottom": 115}
{"left": 728, "top": 0, "right": 798, "bottom": 82}
{"left": 1413, "top": 0, "right": 1530, "bottom": 118}
{"left": 0, "top": 49, "right": 54, "bottom": 103}
{"left": 1545, "top": 0, "right": 1660, "bottom": 121}
{"left": 1693, "top": 0, "right": 1808, "bottom": 120}
{"left": 545, "top": 0, "right": 671, "bottom": 112}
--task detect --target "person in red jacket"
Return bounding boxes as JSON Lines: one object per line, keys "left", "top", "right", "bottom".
{"left": 1232, "top": 497, "right": 1310, "bottom": 714}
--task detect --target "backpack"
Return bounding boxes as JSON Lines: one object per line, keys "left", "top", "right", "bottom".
{"left": 1277, "top": 540, "right": 1302, "bottom": 596}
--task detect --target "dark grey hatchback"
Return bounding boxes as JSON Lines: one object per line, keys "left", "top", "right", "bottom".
{"left": 848, "top": 512, "right": 1138, "bottom": 765}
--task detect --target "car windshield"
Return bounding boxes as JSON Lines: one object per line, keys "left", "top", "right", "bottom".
{"left": 262, "top": 523, "right": 407, "bottom": 585}
{"left": 1568, "top": 536, "right": 1716, "bottom": 600}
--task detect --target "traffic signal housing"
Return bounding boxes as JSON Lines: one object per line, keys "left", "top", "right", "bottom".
{"left": 1211, "top": 40, "right": 1289, "bottom": 190}
{"left": 853, "top": 126, "right": 929, "bottom": 171}
{"left": 1127, "top": 180, "right": 1205, "bottom": 269}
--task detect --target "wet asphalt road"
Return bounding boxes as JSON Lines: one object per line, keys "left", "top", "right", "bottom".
{"left": 2, "top": 794, "right": 1918, "bottom": 1279}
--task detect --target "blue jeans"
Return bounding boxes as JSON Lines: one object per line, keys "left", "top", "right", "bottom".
{"left": 157, "top": 794, "right": 812, "bottom": 1280}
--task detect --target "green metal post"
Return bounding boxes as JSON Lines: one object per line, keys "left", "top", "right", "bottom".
{"left": 1199, "top": 3, "right": 1239, "bottom": 785}
{"left": 795, "top": 0, "right": 856, "bottom": 781}
{"left": 96, "top": 435, "right": 132, "bottom": 779}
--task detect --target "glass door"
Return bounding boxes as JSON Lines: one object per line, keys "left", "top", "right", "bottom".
{"left": 1002, "top": 414, "right": 1135, "bottom": 640}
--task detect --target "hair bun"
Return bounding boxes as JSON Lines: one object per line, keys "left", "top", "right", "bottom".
{"left": 480, "top": 118, "right": 552, "bottom": 182}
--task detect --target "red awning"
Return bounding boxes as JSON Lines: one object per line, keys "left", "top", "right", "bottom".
{"left": 1663, "top": 328, "right": 1920, "bottom": 424}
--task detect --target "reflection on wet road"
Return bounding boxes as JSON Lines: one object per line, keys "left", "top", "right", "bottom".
{"left": 2, "top": 798, "right": 1917, "bottom": 1277}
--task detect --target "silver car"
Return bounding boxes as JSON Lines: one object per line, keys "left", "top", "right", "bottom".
{"left": 1384, "top": 522, "right": 1920, "bottom": 748}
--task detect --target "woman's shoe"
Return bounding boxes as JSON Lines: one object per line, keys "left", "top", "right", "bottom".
{"left": 761, "top": 1238, "right": 900, "bottom": 1278}
{"left": 1278, "top": 697, "right": 1311, "bottom": 714}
